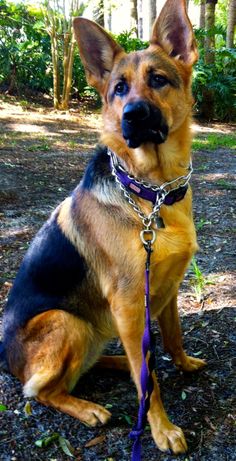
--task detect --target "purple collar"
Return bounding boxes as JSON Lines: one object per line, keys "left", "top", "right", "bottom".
{"left": 109, "top": 151, "right": 191, "bottom": 207}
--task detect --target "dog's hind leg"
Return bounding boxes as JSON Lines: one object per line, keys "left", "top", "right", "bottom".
{"left": 158, "top": 295, "right": 206, "bottom": 372}
{"left": 20, "top": 310, "right": 111, "bottom": 426}
{"left": 95, "top": 355, "right": 130, "bottom": 372}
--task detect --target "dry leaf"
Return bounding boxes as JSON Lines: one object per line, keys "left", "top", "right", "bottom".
{"left": 85, "top": 435, "right": 106, "bottom": 448}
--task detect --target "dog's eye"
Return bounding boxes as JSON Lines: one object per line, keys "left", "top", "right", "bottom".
{"left": 114, "top": 81, "right": 128, "bottom": 96}
{"left": 149, "top": 74, "right": 169, "bottom": 89}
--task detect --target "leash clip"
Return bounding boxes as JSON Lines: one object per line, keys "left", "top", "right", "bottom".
{"left": 140, "top": 229, "right": 156, "bottom": 246}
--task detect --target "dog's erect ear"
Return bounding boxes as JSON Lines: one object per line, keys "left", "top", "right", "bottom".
{"left": 150, "top": 0, "right": 198, "bottom": 66}
{"left": 73, "top": 18, "right": 123, "bottom": 92}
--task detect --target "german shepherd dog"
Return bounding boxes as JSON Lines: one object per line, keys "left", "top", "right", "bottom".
{"left": 1, "top": 0, "right": 206, "bottom": 454}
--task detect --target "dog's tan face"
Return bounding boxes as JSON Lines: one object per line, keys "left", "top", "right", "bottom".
{"left": 73, "top": 0, "right": 198, "bottom": 155}
{"left": 103, "top": 47, "right": 193, "bottom": 149}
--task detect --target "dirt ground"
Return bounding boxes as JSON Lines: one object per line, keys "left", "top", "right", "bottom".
{"left": 0, "top": 97, "right": 235, "bottom": 461}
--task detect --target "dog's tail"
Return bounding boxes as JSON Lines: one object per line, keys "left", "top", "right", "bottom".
{"left": 0, "top": 341, "right": 9, "bottom": 371}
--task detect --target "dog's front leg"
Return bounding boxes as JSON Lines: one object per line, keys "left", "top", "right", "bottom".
{"left": 158, "top": 295, "right": 206, "bottom": 372}
{"left": 111, "top": 299, "right": 187, "bottom": 454}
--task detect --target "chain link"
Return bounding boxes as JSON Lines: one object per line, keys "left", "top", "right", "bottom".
{"left": 109, "top": 149, "right": 192, "bottom": 193}
{"left": 110, "top": 158, "right": 165, "bottom": 230}
{"left": 108, "top": 149, "right": 192, "bottom": 233}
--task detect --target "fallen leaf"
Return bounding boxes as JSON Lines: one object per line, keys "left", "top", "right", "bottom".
{"left": 204, "top": 416, "right": 217, "bottom": 431}
{"left": 35, "top": 433, "right": 59, "bottom": 448}
{"left": 58, "top": 436, "right": 75, "bottom": 458}
{"left": 85, "top": 435, "right": 106, "bottom": 448}
{"left": 0, "top": 404, "right": 7, "bottom": 412}
{"left": 193, "top": 351, "right": 203, "bottom": 356}
{"left": 24, "top": 401, "right": 32, "bottom": 417}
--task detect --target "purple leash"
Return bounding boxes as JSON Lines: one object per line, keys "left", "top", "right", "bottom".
{"left": 108, "top": 149, "right": 193, "bottom": 460}
{"left": 129, "top": 239, "right": 156, "bottom": 461}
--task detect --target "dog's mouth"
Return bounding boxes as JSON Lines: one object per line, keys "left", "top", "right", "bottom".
{"left": 124, "top": 127, "right": 168, "bottom": 149}
{"left": 121, "top": 101, "right": 169, "bottom": 149}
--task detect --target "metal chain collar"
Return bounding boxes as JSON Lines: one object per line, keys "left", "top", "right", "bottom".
{"left": 108, "top": 149, "right": 193, "bottom": 245}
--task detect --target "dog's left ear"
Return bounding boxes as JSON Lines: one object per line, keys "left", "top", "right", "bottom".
{"left": 150, "top": 0, "right": 198, "bottom": 66}
{"left": 73, "top": 17, "right": 123, "bottom": 92}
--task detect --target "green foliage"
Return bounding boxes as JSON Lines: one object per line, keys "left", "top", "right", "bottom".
{"left": 115, "top": 30, "right": 148, "bottom": 52}
{"left": 0, "top": 0, "right": 51, "bottom": 93}
{"left": 72, "top": 49, "right": 88, "bottom": 95}
{"left": 0, "top": 1, "right": 234, "bottom": 121}
{"left": 193, "top": 27, "right": 236, "bottom": 121}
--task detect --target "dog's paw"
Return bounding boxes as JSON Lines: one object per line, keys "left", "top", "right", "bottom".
{"left": 152, "top": 420, "right": 188, "bottom": 454}
{"left": 81, "top": 403, "right": 111, "bottom": 427}
{"left": 176, "top": 354, "right": 206, "bottom": 372}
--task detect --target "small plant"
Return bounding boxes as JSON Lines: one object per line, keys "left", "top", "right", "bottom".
{"left": 68, "top": 140, "right": 77, "bottom": 148}
{"left": 215, "top": 179, "right": 235, "bottom": 190}
{"left": 190, "top": 257, "right": 215, "bottom": 303}
{"left": 28, "top": 142, "right": 50, "bottom": 152}
{"left": 19, "top": 99, "right": 29, "bottom": 109}
{"left": 196, "top": 218, "right": 211, "bottom": 231}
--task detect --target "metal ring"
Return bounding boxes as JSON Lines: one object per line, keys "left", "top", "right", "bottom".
{"left": 140, "top": 229, "right": 156, "bottom": 245}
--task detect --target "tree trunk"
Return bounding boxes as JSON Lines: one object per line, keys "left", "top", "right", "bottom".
{"left": 61, "top": 37, "right": 76, "bottom": 110}
{"left": 226, "top": 0, "right": 236, "bottom": 48}
{"left": 51, "top": 33, "right": 61, "bottom": 109}
{"left": 201, "top": 0, "right": 218, "bottom": 120}
{"left": 43, "top": 0, "right": 82, "bottom": 110}
{"left": 199, "top": 0, "right": 206, "bottom": 49}
{"left": 138, "top": 0, "right": 143, "bottom": 39}
{"left": 130, "top": 0, "right": 138, "bottom": 37}
{"left": 205, "top": 0, "right": 218, "bottom": 64}
{"left": 94, "top": 0, "right": 105, "bottom": 27}
{"left": 148, "top": 0, "right": 156, "bottom": 36}
{"left": 200, "top": 0, "right": 205, "bottom": 29}
{"left": 7, "top": 63, "right": 17, "bottom": 95}
{"left": 105, "top": 0, "right": 112, "bottom": 31}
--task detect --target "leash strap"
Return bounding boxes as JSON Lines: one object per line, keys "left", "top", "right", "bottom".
{"left": 129, "top": 241, "right": 156, "bottom": 461}
{"left": 108, "top": 149, "right": 193, "bottom": 460}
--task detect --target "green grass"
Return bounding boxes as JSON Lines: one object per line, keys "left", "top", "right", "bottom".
{"left": 215, "top": 179, "right": 236, "bottom": 190}
{"left": 192, "top": 133, "right": 236, "bottom": 151}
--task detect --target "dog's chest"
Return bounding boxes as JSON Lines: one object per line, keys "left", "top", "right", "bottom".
{"left": 128, "top": 223, "right": 197, "bottom": 313}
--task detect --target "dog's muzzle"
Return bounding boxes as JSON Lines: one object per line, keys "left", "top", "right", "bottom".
{"left": 121, "top": 100, "right": 168, "bottom": 149}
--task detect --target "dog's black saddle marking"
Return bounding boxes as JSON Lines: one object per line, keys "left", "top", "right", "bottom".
{"left": 3, "top": 213, "right": 87, "bottom": 345}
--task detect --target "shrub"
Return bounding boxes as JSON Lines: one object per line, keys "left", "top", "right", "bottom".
{"left": 193, "top": 47, "right": 236, "bottom": 121}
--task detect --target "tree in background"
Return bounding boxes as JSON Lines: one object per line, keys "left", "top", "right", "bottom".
{"left": 148, "top": 0, "right": 156, "bottom": 36}
{"left": 43, "top": 0, "right": 85, "bottom": 110}
{"left": 199, "top": 0, "right": 206, "bottom": 49}
{"left": 130, "top": 0, "right": 138, "bottom": 37}
{"left": 226, "top": 0, "right": 236, "bottom": 47}
{"left": 193, "top": 0, "right": 235, "bottom": 121}
{"left": 0, "top": 0, "right": 235, "bottom": 121}
{"left": 205, "top": 0, "right": 218, "bottom": 64}
{"left": 93, "top": 0, "right": 105, "bottom": 27}
{"left": 137, "top": 0, "right": 143, "bottom": 38}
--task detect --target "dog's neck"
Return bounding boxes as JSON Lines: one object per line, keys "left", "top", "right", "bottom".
{"left": 101, "top": 115, "right": 192, "bottom": 186}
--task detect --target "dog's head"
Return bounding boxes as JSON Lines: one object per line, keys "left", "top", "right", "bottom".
{"left": 73, "top": 0, "right": 198, "bottom": 156}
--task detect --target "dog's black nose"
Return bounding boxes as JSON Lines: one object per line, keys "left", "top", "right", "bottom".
{"left": 123, "top": 101, "right": 150, "bottom": 123}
